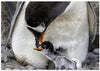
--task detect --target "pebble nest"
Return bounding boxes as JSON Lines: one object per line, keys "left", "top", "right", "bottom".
{"left": 1, "top": 46, "right": 99, "bottom": 70}
{"left": 1, "top": 2, "right": 99, "bottom": 70}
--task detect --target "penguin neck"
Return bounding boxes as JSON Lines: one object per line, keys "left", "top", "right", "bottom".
{"left": 61, "top": 2, "right": 87, "bottom": 17}
{"left": 15, "top": 2, "right": 29, "bottom": 27}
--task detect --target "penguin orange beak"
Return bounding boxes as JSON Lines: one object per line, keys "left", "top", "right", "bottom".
{"left": 39, "top": 30, "right": 45, "bottom": 43}
{"left": 34, "top": 31, "right": 45, "bottom": 51}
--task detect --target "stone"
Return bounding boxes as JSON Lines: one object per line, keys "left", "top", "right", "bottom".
{"left": 48, "top": 61, "right": 55, "bottom": 69}
{"left": 93, "top": 48, "right": 99, "bottom": 55}
{"left": 79, "top": 67, "right": 89, "bottom": 70}
{"left": 25, "top": 65, "right": 37, "bottom": 70}
{"left": 87, "top": 52, "right": 98, "bottom": 60}
{"left": 4, "top": 68, "right": 11, "bottom": 70}
{"left": 1, "top": 54, "right": 8, "bottom": 62}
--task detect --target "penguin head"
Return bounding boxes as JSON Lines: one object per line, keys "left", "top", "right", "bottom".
{"left": 40, "top": 41, "right": 54, "bottom": 52}
{"left": 36, "top": 41, "right": 64, "bottom": 55}
{"left": 25, "top": 2, "right": 70, "bottom": 48}
{"left": 34, "top": 41, "right": 54, "bottom": 55}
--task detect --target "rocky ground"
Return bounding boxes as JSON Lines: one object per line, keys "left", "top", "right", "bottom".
{"left": 1, "top": 2, "right": 99, "bottom": 70}
{"left": 1, "top": 46, "right": 99, "bottom": 70}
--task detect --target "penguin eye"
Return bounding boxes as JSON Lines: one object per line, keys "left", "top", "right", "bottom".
{"left": 26, "top": 17, "right": 45, "bottom": 33}
{"left": 26, "top": 17, "right": 40, "bottom": 27}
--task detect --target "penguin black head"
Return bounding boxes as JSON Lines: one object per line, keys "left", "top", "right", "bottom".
{"left": 25, "top": 2, "right": 70, "bottom": 48}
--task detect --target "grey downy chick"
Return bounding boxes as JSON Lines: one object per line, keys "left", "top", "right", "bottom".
{"left": 38, "top": 41, "right": 77, "bottom": 70}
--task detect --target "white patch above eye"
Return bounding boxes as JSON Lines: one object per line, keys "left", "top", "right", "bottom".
{"left": 25, "top": 23, "right": 45, "bottom": 32}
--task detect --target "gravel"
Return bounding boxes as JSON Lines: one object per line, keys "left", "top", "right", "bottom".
{"left": 93, "top": 48, "right": 99, "bottom": 55}
{"left": 1, "top": 60, "right": 37, "bottom": 70}
{"left": 87, "top": 52, "right": 98, "bottom": 60}
{"left": 1, "top": 46, "right": 99, "bottom": 70}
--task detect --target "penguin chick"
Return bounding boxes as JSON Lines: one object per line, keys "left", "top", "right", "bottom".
{"left": 37, "top": 41, "right": 76, "bottom": 70}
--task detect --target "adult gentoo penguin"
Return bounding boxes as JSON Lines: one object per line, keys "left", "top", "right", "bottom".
{"left": 7, "top": 1, "right": 96, "bottom": 69}
{"left": 36, "top": 2, "right": 97, "bottom": 69}
{"left": 7, "top": 1, "right": 70, "bottom": 69}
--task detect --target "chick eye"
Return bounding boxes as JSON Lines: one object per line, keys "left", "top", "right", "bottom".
{"left": 42, "top": 45, "right": 47, "bottom": 49}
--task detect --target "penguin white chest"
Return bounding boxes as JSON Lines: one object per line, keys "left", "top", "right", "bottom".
{"left": 12, "top": 2, "right": 49, "bottom": 68}
{"left": 43, "top": 2, "right": 89, "bottom": 62}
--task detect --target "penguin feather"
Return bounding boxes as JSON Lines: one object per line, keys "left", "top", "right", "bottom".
{"left": 6, "top": 2, "right": 97, "bottom": 47}
{"left": 87, "top": 2, "right": 97, "bottom": 45}
{"left": 6, "top": 2, "right": 24, "bottom": 46}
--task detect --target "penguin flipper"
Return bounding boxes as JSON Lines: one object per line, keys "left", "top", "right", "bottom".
{"left": 6, "top": 2, "right": 25, "bottom": 47}
{"left": 87, "top": 2, "right": 97, "bottom": 45}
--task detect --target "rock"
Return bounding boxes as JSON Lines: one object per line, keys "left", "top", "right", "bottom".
{"left": 25, "top": 65, "right": 37, "bottom": 70}
{"left": 93, "top": 67, "right": 99, "bottom": 70}
{"left": 79, "top": 67, "right": 89, "bottom": 70}
{"left": 20, "top": 66, "right": 25, "bottom": 69}
{"left": 93, "top": 48, "right": 99, "bottom": 55}
{"left": 1, "top": 46, "right": 15, "bottom": 63}
{"left": 87, "top": 52, "right": 98, "bottom": 60}
{"left": 48, "top": 61, "right": 55, "bottom": 69}
{"left": 12, "top": 69, "right": 20, "bottom": 70}
{"left": 4, "top": 68, "right": 11, "bottom": 70}
{"left": 1, "top": 54, "right": 8, "bottom": 62}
